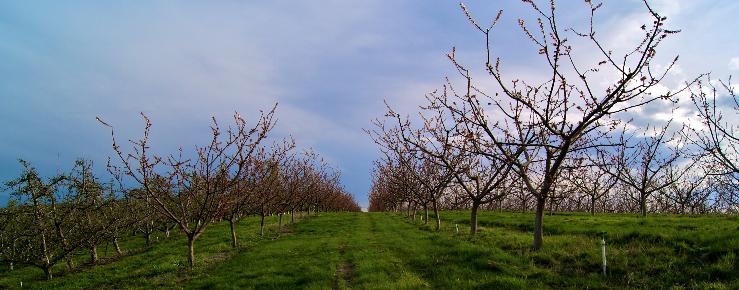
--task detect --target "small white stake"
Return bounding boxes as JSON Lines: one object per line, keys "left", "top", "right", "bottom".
{"left": 455, "top": 224, "right": 459, "bottom": 234}
{"left": 601, "top": 236, "right": 607, "bottom": 276}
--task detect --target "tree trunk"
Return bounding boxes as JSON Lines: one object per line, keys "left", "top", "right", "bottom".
{"left": 591, "top": 197, "right": 596, "bottom": 215}
{"left": 532, "top": 198, "right": 546, "bottom": 250}
{"left": 145, "top": 232, "right": 152, "bottom": 246}
{"left": 278, "top": 213, "right": 283, "bottom": 230}
{"left": 640, "top": 191, "right": 648, "bottom": 217}
{"left": 54, "top": 225, "right": 74, "bottom": 270}
{"left": 53, "top": 221, "right": 74, "bottom": 271}
{"left": 187, "top": 236, "right": 196, "bottom": 270}
{"left": 412, "top": 207, "right": 417, "bottom": 222}
{"left": 548, "top": 198, "right": 554, "bottom": 215}
{"left": 229, "top": 218, "right": 238, "bottom": 248}
{"left": 470, "top": 202, "right": 480, "bottom": 237}
{"left": 40, "top": 232, "right": 53, "bottom": 273}
{"left": 260, "top": 214, "right": 266, "bottom": 237}
{"left": 424, "top": 205, "right": 429, "bottom": 225}
{"left": 291, "top": 211, "right": 295, "bottom": 223}
{"left": 65, "top": 256, "right": 74, "bottom": 271}
{"left": 433, "top": 200, "right": 441, "bottom": 231}
{"left": 90, "top": 244, "right": 98, "bottom": 264}
{"left": 113, "top": 237, "right": 122, "bottom": 255}
{"left": 43, "top": 265, "right": 53, "bottom": 280}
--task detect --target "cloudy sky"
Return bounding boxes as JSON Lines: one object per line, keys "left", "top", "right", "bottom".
{"left": 1, "top": 0, "right": 737, "bottom": 207}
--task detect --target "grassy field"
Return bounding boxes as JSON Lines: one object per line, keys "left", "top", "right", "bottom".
{"left": 0, "top": 211, "right": 737, "bottom": 289}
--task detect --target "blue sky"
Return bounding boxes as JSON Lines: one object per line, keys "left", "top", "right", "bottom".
{"left": 1, "top": 0, "right": 738, "bottom": 207}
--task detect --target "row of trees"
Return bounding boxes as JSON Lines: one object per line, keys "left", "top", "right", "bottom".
{"left": 0, "top": 160, "right": 127, "bottom": 280}
{"left": 1, "top": 106, "right": 359, "bottom": 279}
{"left": 367, "top": 0, "right": 737, "bottom": 251}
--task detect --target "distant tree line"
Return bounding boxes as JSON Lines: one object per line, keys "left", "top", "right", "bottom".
{"left": 0, "top": 105, "right": 359, "bottom": 280}
{"left": 366, "top": 0, "right": 737, "bottom": 251}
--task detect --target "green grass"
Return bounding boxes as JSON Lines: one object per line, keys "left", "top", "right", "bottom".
{"left": 1, "top": 211, "right": 737, "bottom": 289}
{"left": 0, "top": 214, "right": 289, "bottom": 289}
{"left": 432, "top": 211, "right": 739, "bottom": 289}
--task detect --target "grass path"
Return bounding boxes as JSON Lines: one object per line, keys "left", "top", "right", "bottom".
{"left": 187, "top": 214, "right": 349, "bottom": 289}
{"left": 187, "top": 213, "right": 432, "bottom": 289}
{"left": 189, "top": 213, "right": 537, "bottom": 289}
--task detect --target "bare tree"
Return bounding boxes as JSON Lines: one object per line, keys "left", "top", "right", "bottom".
{"left": 67, "top": 159, "right": 126, "bottom": 264}
{"left": 369, "top": 160, "right": 410, "bottom": 213}
{"left": 431, "top": 0, "right": 690, "bottom": 249}
{"left": 660, "top": 165, "right": 710, "bottom": 214}
{"left": 567, "top": 157, "right": 617, "bottom": 215}
{"left": 248, "top": 139, "right": 293, "bottom": 237}
{"left": 370, "top": 0, "right": 694, "bottom": 248}
{"left": 0, "top": 200, "right": 20, "bottom": 272}
{"left": 599, "top": 121, "right": 693, "bottom": 216}
{"left": 2, "top": 160, "right": 89, "bottom": 279}
{"left": 687, "top": 76, "right": 738, "bottom": 190}
{"left": 370, "top": 101, "right": 516, "bottom": 236}
{"left": 221, "top": 145, "right": 271, "bottom": 248}
{"left": 98, "top": 106, "right": 276, "bottom": 269}
{"left": 222, "top": 176, "right": 252, "bottom": 248}
{"left": 126, "top": 192, "right": 160, "bottom": 246}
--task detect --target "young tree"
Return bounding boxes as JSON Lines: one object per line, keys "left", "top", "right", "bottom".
{"left": 67, "top": 159, "right": 113, "bottom": 264}
{"left": 424, "top": 0, "right": 689, "bottom": 249}
{"left": 567, "top": 157, "right": 617, "bottom": 215}
{"left": 599, "top": 122, "right": 692, "bottom": 216}
{"left": 687, "top": 76, "right": 738, "bottom": 190}
{"left": 102, "top": 192, "right": 133, "bottom": 255}
{"left": 660, "top": 166, "right": 710, "bottom": 214}
{"left": 0, "top": 201, "right": 21, "bottom": 272}
{"left": 98, "top": 106, "right": 276, "bottom": 269}
{"left": 221, "top": 173, "right": 254, "bottom": 248}
{"left": 248, "top": 139, "right": 293, "bottom": 237}
{"left": 2, "top": 160, "right": 87, "bottom": 279}
{"left": 372, "top": 99, "right": 517, "bottom": 236}
{"left": 126, "top": 192, "right": 160, "bottom": 246}
{"left": 281, "top": 150, "right": 329, "bottom": 223}
{"left": 220, "top": 145, "right": 277, "bottom": 248}
{"left": 368, "top": 160, "right": 413, "bottom": 213}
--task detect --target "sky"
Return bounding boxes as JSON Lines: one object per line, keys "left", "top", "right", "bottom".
{"left": 1, "top": 0, "right": 738, "bottom": 208}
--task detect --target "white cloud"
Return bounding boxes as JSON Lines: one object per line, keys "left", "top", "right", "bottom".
{"left": 649, "top": 0, "right": 685, "bottom": 16}
{"left": 730, "top": 57, "right": 739, "bottom": 71}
